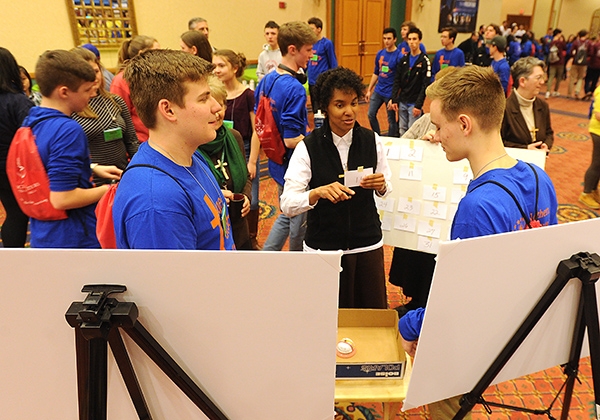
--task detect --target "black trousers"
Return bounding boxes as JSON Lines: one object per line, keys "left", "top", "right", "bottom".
{"left": 338, "top": 247, "right": 387, "bottom": 309}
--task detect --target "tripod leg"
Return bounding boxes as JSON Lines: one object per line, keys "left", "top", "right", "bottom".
{"left": 75, "top": 326, "right": 90, "bottom": 420}
{"left": 123, "top": 322, "right": 229, "bottom": 420}
{"left": 581, "top": 279, "right": 600, "bottom": 418}
{"left": 107, "top": 327, "right": 152, "bottom": 420}
{"left": 88, "top": 337, "right": 108, "bottom": 420}
{"left": 453, "top": 269, "right": 572, "bottom": 420}
{"left": 560, "top": 289, "right": 587, "bottom": 420}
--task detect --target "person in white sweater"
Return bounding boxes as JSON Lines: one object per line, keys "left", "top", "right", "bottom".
{"left": 256, "top": 21, "right": 282, "bottom": 81}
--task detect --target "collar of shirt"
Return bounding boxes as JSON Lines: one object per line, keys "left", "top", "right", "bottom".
{"left": 332, "top": 129, "right": 353, "bottom": 170}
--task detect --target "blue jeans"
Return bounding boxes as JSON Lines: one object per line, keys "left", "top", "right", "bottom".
{"left": 367, "top": 91, "right": 399, "bottom": 137}
{"left": 263, "top": 182, "right": 307, "bottom": 251}
{"left": 245, "top": 143, "right": 260, "bottom": 211}
{"left": 399, "top": 102, "right": 418, "bottom": 137}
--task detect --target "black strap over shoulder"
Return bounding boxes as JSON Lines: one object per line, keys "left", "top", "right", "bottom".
{"left": 470, "top": 161, "right": 540, "bottom": 229}
{"left": 264, "top": 74, "right": 283, "bottom": 98}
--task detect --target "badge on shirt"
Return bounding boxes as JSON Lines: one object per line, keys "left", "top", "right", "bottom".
{"left": 103, "top": 127, "right": 123, "bottom": 142}
{"left": 381, "top": 65, "right": 389, "bottom": 73}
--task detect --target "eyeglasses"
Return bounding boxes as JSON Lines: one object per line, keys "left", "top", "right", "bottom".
{"left": 527, "top": 74, "right": 547, "bottom": 82}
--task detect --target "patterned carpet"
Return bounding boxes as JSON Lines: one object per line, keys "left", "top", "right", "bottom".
{"left": 0, "top": 83, "right": 597, "bottom": 419}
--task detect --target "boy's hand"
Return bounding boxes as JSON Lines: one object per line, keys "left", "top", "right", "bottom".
{"left": 93, "top": 165, "right": 122, "bottom": 180}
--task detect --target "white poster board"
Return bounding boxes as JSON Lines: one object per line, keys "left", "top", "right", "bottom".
{"left": 377, "top": 137, "right": 547, "bottom": 254}
{"left": 0, "top": 249, "right": 342, "bottom": 420}
{"left": 403, "top": 217, "right": 600, "bottom": 410}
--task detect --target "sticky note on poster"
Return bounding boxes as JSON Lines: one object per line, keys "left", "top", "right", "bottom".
{"left": 417, "top": 220, "right": 442, "bottom": 239}
{"left": 451, "top": 186, "right": 467, "bottom": 204}
{"left": 422, "top": 184, "right": 447, "bottom": 202}
{"left": 394, "top": 214, "right": 417, "bottom": 232}
{"left": 385, "top": 144, "right": 401, "bottom": 160}
{"left": 400, "top": 141, "right": 424, "bottom": 161}
{"left": 423, "top": 201, "right": 448, "bottom": 220}
{"left": 381, "top": 212, "right": 393, "bottom": 231}
{"left": 397, "top": 197, "right": 422, "bottom": 215}
{"left": 453, "top": 166, "right": 472, "bottom": 185}
{"left": 375, "top": 196, "right": 396, "bottom": 213}
{"left": 399, "top": 162, "right": 423, "bottom": 181}
{"left": 417, "top": 236, "right": 440, "bottom": 253}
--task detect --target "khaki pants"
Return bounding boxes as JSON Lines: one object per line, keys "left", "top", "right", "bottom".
{"left": 569, "top": 64, "right": 587, "bottom": 96}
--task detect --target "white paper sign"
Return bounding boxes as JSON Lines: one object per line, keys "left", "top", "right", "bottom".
{"left": 417, "top": 236, "right": 440, "bottom": 253}
{"left": 417, "top": 220, "right": 442, "bottom": 239}
{"left": 422, "top": 184, "right": 447, "bottom": 202}
{"left": 344, "top": 167, "right": 373, "bottom": 187}
{"left": 381, "top": 212, "right": 393, "bottom": 231}
{"left": 451, "top": 186, "right": 468, "bottom": 204}
{"left": 397, "top": 197, "right": 422, "bottom": 215}
{"left": 399, "top": 162, "right": 423, "bottom": 181}
{"left": 423, "top": 201, "right": 448, "bottom": 220}
{"left": 400, "top": 142, "right": 424, "bottom": 162}
{"left": 453, "top": 167, "right": 472, "bottom": 185}
{"left": 384, "top": 144, "right": 401, "bottom": 160}
{"left": 375, "top": 196, "right": 396, "bottom": 213}
{"left": 394, "top": 214, "right": 418, "bottom": 232}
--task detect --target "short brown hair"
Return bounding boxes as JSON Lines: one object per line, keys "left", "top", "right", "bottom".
{"left": 278, "top": 21, "right": 318, "bottom": 57}
{"left": 35, "top": 49, "right": 95, "bottom": 97}
{"left": 426, "top": 66, "right": 505, "bottom": 133}
{"left": 124, "top": 49, "right": 214, "bottom": 129}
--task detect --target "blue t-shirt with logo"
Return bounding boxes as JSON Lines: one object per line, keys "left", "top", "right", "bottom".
{"left": 373, "top": 48, "right": 402, "bottom": 98}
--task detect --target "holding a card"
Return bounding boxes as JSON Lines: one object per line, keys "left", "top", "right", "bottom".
{"left": 280, "top": 68, "right": 392, "bottom": 309}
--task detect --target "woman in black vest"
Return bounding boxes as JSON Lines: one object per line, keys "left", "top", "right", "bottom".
{"left": 280, "top": 67, "right": 392, "bottom": 309}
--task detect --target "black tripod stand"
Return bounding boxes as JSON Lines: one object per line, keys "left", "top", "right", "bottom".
{"left": 452, "top": 252, "right": 600, "bottom": 420}
{"left": 65, "top": 284, "right": 229, "bottom": 420}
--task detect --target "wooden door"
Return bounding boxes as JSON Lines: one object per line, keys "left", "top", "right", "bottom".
{"left": 335, "top": 0, "right": 390, "bottom": 81}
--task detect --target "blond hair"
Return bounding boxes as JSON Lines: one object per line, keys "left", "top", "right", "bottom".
{"left": 426, "top": 66, "right": 505, "bottom": 133}
{"left": 207, "top": 75, "right": 227, "bottom": 105}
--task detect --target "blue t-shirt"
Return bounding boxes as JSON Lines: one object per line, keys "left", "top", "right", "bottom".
{"left": 373, "top": 48, "right": 402, "bottom": 98}
{"left": 400, "top": 160, "right": 558, "bottom": 339}
{"left": 254, "top": 71, "right": 309, "bottom": 185}
{"left": 113, "top": 142, "right": 235, "bottom": 250}
{"left": 452, "top": 160, "right": 558, "bottom": 239}
{"left": 431, "top": 47, "right": 465, "bottom": 81}
{"left": 397, "top": 41, "right": 427, "bottom": 57}
{"left": 491, "top": 57, "right": 511, "bottom": 96}
{"left": 24, "top": 106, "right": 99, "bottom": 248}
{"left": 307, "top": 37, "right": 338, "bottom": 85}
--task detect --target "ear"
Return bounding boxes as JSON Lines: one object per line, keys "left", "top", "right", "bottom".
{"left": 457, "top": 114, "right": 473, "bottom": 135}
{"left": 287, "top": 44, "right": 297, "bottom": 56}
{"left": 191, "top": 46, "right": 198, "bottom": 56}
{"left": 519, "top": 76, "right": 527, "bottom": 89}
{"left": 57, "top": 86, "right": 70, "bottom": 99}
{"left": 158, "top": 99, "right": 177, "bottom": 122}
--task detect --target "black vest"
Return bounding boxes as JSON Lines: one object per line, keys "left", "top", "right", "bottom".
{"left": 304, "top": 121, "right": 382, "bottom": 250}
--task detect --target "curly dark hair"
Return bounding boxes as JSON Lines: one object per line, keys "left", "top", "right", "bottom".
{"left": 314, "top": 67, "right": 364, "bottom": 113}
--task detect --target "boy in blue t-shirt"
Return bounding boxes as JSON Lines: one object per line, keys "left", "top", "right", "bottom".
{"left": 307, "top": 17, "right": 338, "bottom": 112}
{"left": 112, "top": 50, "right": 235, "bottom": 250}
{"left": 399, "top": 66, "right": 557, "bottom": 417}
{"left": 25, "top": 50, "right": 122, "bottom": 248}
{"left": 249, "top": 21, "right": 318, "bottom": 251}
{"left": 365, "top": 27, "right": 401, "bottom": 137}
{"left": 489, "top": 36, "right": 511, "bottom": 96}
{"left": 431, "top": 27, "right": 465, "bottom": 82}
